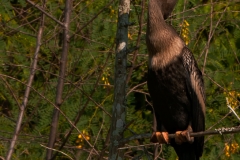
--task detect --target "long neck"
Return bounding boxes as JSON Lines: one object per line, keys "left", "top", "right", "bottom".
{"left": 147, "top": 0, "right": 165, "bottom": 33}
{"left": 146, "top": 0, "right": 185, "bottom": 69}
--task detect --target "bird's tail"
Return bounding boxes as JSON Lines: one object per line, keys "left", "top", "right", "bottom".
{"left": 173, "top": 142, "right": 199, "bottom": 160}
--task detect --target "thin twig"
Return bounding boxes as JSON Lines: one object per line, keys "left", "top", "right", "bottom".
{"left": 225, "top": 32, "right": 240, "bottom": 65}
{"left": 202, "top": 0, "right": 213, "bottom": 74}
{"left": 202, "top": 2, "right": 228, "bottom": 73}
{"left": 40, "top": 144, "right": 73, "bottom": 160}
{"left": 87, "top": 112, "right": 105, "bottom": 160}
{"left": 0, "top": 77, "right": 21, "bottom": 109}
{"left": 98, "top": 128, "right": 111, "bottom": 160}
{"left": 26, "top": 0, "right": 64, "bottom": 27}
{"left": 69, "top": 0, "right": 115, "bottom": 40}
{"left": 119, "top": 143, "right": 158, "bottom": 150}
{"left": 226, "top": 98, "right": 240, "bottom": 121}
{"left": 126, "top": 0, "right": 145, "bottom": 83}
{"left": 127, "top": 81, "right": 147, "bottom": 96}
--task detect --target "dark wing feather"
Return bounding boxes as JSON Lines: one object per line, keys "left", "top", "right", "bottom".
{"left": 182, "top": 47, "right": 205, "bottom": 157}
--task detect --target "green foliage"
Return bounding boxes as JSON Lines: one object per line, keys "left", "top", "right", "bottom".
{"left": 0, "top": 0, "right": 240, "bottom": 159}
{"left": 0, "top": 0, "right": 117, "bottom": 159}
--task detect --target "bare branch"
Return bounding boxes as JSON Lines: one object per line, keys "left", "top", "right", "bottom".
{"left": 120, "top": 126, "right": 240, "bottom": 144}
{"left": 5, "top": 2, "right": 45, "bottom": 159}
{"left": 46, "top": 0, "right": 72, "bottom": 159}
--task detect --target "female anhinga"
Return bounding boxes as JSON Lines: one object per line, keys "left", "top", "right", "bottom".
{"left": 146, "top": 0, "right": 205, "bottom": 159}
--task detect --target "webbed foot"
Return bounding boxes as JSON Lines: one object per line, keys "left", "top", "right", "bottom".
{"left": 150, "top": 132, "right": 169, "bottom": 144}
{"left": 175, "top": 126, "right": 194, "bottom": 144}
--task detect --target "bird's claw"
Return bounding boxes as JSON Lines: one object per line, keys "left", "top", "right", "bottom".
{"left": 175, "top": 130, "right": 194, "bottom": 144}
{"left": 150, "top": 132, "right": 169, "bottom": 144}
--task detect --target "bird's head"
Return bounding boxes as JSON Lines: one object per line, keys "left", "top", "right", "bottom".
{"left": 156, "top": 0, "right": 178, "bottom": 19}
{"left": 164, "top": 0, "right": 178, "bottom": 19}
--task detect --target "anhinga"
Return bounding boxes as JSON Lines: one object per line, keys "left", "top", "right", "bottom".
{"left": 146, "top": 0, "right": 205, "bottom": 159}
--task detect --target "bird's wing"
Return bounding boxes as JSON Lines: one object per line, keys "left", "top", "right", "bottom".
{"left": 182, "top": 47, "right": 205, "bottom": 157}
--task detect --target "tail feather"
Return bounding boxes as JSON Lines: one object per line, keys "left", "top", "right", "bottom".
{"left": 172, "top": 142, "right": 200, "bottom": 160}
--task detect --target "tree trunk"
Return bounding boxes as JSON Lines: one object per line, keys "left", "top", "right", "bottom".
{"left": 108, "top": 0, "right": 130, "bottom": 159}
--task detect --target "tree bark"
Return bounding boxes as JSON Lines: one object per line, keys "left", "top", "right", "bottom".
{"left": 108, "top": 0, "right": 130, "bottom": 159}
{"left": 46, "top": 0, "right": 72, "bottom": 159}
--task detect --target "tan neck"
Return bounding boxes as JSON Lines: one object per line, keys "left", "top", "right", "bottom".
{"left": 147, "top": 0, "right": 165, "bottom": 32}
{"left": 147, "top": 0, "right": 185, "bottom": 70}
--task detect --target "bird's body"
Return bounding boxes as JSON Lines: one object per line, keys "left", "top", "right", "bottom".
{"left": 146, "top": 0, "right": 205, "bottom": 159}
{"left": 148, "top": 48, "right": 193, "bottom": 133}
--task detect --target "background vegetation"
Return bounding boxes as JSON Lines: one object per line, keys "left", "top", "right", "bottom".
{"left": 0, "top": 0, "right": 240, "bottom": 159}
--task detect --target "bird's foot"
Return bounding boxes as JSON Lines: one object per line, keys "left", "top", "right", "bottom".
{"left": 150, "top": 132, "right": 169, "bottom": 144}
{"left": 175, "top": 127, "right": 194, "bottom": 144}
